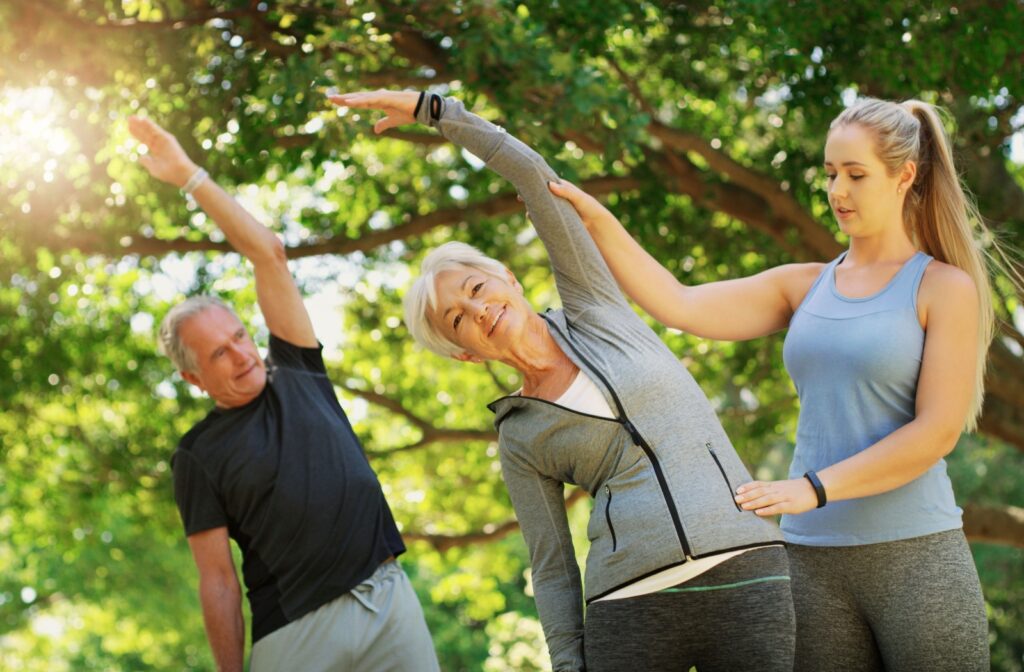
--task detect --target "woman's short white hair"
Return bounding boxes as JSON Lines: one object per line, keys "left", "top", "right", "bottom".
{"left": 403, "top": 241, "right": 509, "bottom": 357}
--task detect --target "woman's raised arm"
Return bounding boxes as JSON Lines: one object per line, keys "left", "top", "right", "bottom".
{"left": 330, "top": 89, "right": 631, "bottom": 320}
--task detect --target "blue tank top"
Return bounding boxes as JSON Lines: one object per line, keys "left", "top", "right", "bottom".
{"left": 780, "top": 251, "right": 962, "bottom": 546}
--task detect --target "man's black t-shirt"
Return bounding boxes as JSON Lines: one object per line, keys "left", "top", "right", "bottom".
{"left": 171, "top": 335, "right": 405, "bottom": 642}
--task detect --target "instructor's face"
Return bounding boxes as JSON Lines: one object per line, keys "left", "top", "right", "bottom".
{"left": 179, "top": 306, "right": 266, "bottom": 408}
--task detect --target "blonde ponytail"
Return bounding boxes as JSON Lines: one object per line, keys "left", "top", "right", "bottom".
{"left": 831, "top": 98, "right": 1022, "bottom": 431}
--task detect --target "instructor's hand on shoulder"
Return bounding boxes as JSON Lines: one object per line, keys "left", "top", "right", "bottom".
{"left": 328, "top": 89, "right": 420, "bottom": 134}
{"left": 548, "top": 179, "right": 614, "bottom": 231}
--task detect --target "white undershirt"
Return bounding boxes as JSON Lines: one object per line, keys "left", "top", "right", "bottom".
{"left": 554, "top": 370, "right": 770, "bottom": 601}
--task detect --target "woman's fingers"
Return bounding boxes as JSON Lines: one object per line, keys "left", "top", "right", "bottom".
{"left": 373, "top": 115, "right": 407, "bottom": 134}
{"left": 753, "top": 503, "right": 786, "bottom": 517}
{"left": 329, "top": 92, "right": 416, "bottom": 132}
{"left": 547, "top": 179, "right": 580, "bottom": 201}
{"left": 735, "top": 482, "right": 784, "bottom": 510}
{"left": 328, "top": 90, "right": 416, "bottom": 112}
{"left": 738, "top": 491, "right": 779, "bottom": 511}
{"left": 736, "top": 478, "right": 817, "bottom": 516}
{"left": 328, "top": 92, "right": 374, "bottom": 108}
{"left": 734, "top": 480, "right": 763, "bottom": 497}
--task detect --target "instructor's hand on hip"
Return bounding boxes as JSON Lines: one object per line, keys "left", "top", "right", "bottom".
{"left": 734, "top": 478, "right": 818, "bottom": 516}
{"left": 328, "top": 90, "right": 420, "bottom": 133}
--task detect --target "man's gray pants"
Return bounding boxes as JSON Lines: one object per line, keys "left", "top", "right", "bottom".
{"left": 251, "top": 560, "right": 440, "bottom": 672}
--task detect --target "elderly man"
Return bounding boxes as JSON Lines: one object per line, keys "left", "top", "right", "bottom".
{"left": 129, "top": 116, "right": 438, "bottom": 672}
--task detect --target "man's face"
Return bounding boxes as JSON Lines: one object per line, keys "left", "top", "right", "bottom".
{"left": 178, "top": 306, "right": 266, "bottom": 408}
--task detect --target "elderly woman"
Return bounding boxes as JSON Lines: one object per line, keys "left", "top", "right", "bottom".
{"left": 332, "top": 89, "right": 793, "bottom": 672}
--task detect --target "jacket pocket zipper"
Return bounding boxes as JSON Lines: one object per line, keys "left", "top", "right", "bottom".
{"left": 707, "top": 443, "right": 743, "bottom": 512}
{"left": 604, "top": 485, "right": 618, "bottom": 552}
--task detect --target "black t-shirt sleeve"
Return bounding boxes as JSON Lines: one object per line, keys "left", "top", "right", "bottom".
{"left": 172, "top": 448, "right": 229, "bottom": 536}
{"left": 267, "top": 334, "right": 327, "bottom": 373}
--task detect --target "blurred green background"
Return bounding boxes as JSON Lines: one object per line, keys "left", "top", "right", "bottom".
{"left": 1, "top": 1, "right": 1022, "bottom": 670}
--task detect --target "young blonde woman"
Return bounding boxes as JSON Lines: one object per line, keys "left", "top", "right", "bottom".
{"left": 551, "top": 98, "right": 998, "bottom": 671}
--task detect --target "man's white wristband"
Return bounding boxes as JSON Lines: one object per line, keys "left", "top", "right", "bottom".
{"left": 181, "top": 167, "right": 209, "bottom": 196}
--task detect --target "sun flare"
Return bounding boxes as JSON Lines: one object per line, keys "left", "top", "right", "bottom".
{"left": 0, "top": 86, "right": 74, "bottom": 171}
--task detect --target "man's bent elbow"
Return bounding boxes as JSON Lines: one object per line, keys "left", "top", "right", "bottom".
{"left": 251, "top": 237, "right": 289, "bottom": 269}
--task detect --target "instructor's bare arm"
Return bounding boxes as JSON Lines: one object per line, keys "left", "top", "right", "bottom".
{"left": 188, "top": 527, "right": 245, "bottom": 672}
{"left": 548, "top": 180, "right": 824, "bottom": 341}
{"left": 127, "top": 117, "right": 316, "bottom": 347}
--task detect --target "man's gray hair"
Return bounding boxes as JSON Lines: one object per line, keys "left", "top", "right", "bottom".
{"left": 403, "top": 242, "right": 509, "bottom": 357}
{"left": 158, "top": 295, "right": 234, "bottom": 372}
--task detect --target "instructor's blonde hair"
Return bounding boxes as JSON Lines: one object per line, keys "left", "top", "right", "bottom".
{"left": 831, "top": 98, "right": 1021, "bottom": 430}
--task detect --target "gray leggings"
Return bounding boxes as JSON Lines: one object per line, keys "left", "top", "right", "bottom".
{"left": 584, "top": 547, "right": 795, "bottom": 671}
{"left": 788, "top": 528, "right": 988, "bottom": 672}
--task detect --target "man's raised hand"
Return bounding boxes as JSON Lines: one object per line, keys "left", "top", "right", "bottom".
{"left": 127, "top": 116, "right": 199, "bottom": 188}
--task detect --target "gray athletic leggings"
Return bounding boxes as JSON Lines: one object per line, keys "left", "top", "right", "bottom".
{"left": 788, "top": 528, "right": 989, "bottom": 672}
{"left": 584, "top": 546, "right": 795, "bottom": 671}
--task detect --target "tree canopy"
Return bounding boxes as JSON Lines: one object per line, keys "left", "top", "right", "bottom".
{"left": 2, "top": 1, "right": 1023, "bottom": 669}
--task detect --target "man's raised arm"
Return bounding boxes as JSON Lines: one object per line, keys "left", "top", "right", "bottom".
{"left": 128, "top": 117, "right": 316, "bottom": 347}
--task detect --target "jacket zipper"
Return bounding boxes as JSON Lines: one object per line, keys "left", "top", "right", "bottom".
{"left": 541, "top": 314, "right": 693, "bottom": 558}
{"left": 707, "top": 442, "right": 743, "bottom": 512}
{"left": 604, "top": 485, "right": 618, "bottom": 552}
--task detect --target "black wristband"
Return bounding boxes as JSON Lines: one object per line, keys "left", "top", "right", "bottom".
{"left": 413, "top": 91, "right": 426, "bottom": 119}
{"left": 803, "top": 470, "right": 827, "bottom": 508}
{"left": 428, "top": 93, "right": 442, "bottom": 121}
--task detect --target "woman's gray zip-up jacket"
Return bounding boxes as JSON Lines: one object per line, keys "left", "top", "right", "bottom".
{"left": 415, "top": 95, "right": 783, "bottom": 671}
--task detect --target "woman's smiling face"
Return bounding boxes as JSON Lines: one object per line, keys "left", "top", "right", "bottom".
{"left": 428, "top": 265, "right": 532, "bottom": 362}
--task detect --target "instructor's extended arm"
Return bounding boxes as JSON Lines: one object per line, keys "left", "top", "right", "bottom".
{"left": 548, "top": 180, "right": 821, "bottom": 341}
{"left": 128, "top": 117, "right": 316, "bottom": 347}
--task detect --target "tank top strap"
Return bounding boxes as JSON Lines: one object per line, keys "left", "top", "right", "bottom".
{"left": 894, "top": 251, "right": 934, "bottom": 311}
{"left": 792, "top": 253, "right": 845, "bottom": 318}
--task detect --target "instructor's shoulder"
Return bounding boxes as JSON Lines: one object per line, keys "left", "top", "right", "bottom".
{"left": 770, "top": 262, "right": 826, "bottom": 308}
{"left": 918, "top": 260, "right": 978, "bottom": 320}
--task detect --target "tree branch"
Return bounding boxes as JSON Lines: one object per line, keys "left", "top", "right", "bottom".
{"left": 44, "top": 176, "right": 641, "bottom": 259}
{"left": 607, "top": 55, "right": 841, "bottom": 261}
{"left": 403, "top": 488, "right": 588, "bottom": 552}
{"left": 27, "top": 0, "right": 252, "bottom": 30}
{"left": 333, "top": 379, "right": 497, "bottom": 458}
{"left": 484, "top": 361, "right": 517, "bottom": 396}
{"left": 963, "top": 503, "right": 1024, "bottom": 548}
{"left": 403, "top": 496, "right": 1022, "bottom": 553}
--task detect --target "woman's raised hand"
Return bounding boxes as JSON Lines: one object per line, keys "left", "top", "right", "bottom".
{"left": 328, "top": 90, "right": 421, "bottom": 134}
{"left": 127, "top": 117, "right": 199, "bottom": 188}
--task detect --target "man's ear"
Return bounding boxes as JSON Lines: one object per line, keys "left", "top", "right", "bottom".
{"left": 451, "top": 352, "right": 485, "bottom": 364}
{"left": 180, "top": 370, "right": 205, "bottom": 391}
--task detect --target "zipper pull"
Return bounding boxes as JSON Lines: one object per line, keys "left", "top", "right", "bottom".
{"left": 623, "top": 420, "right": 643, "bottom": 445}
